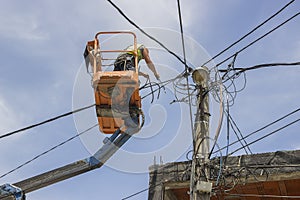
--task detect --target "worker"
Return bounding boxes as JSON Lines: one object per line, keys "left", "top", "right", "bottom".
{"left": 114, "top": 44, "right": 160, "bottom": 80}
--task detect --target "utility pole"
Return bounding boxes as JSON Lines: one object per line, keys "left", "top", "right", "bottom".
{"left": 190, "top": 66, "right": 212, "bottom": 200}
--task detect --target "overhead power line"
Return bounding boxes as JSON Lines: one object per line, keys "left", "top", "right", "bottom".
{"left": 227, "top": 193, "right": 300, "bottom": 199}
{"left": 216, "top": 11, "right": 300, "bottom": 68}
{"left": 122, "top": 178, "right": 173, "bottom": 200}
{"left": 176, "top": 0, "right": 195, "bottom": 147}
{"left": 122, "top": 187, "right": 151, "bottom": 200}
{"left": 176, "top": 0, "right": 188, "bottom": 70}
{"left": 202, "top": 0, "right": 295, "bottom": 66}
{"left": 0, "top": 124, "right": 98, "bottom": 179}
{"left": 228, "top": 113, "right": 252, "bottom": 154}
{"left": 106, "top": 0, "right": 188, "bottom": 68}
{"left": 0, "top": 104, "right": 95, "bottom": 140}
{"left": 220, "top": 62, "right": 300, "bottom": 77}
{"left": 228, "top": 117, "right": 300, "bottom": 156}
{"left": 122, "top": 176, "right": 179, "bottom": 200}
{"left": 213, "top": 106, "right": 300, "bottom": 155}
{"left": 140, "top": 70, "right": 186, "bottom": 100}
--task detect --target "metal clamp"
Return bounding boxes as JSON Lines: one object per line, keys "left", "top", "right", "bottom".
{"left": 196, "top": 181, "right": 212, "bottom": 193}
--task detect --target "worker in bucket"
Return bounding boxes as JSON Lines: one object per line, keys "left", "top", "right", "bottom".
{"left": 114, "top": 44, "right": 160, "bottom": 80}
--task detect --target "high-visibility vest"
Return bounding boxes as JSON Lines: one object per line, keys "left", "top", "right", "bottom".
{"left": 123, "top": 44, "right": 145, "bottom": 62}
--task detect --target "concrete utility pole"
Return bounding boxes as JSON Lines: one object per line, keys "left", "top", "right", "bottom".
{"left": 190, "top": 67, "right": 212, "bottom": 200}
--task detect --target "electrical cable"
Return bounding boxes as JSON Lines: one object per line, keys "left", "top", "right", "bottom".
{"left": 139, "top": 77, "right": 163, "bottom": 103}
{"left": 117, "top": 2, "right": 299, "bottom": 197}
{"left": 0, "top": 104, "right": 95, "bottom": 140}
{"left": 228, "top": 117, "right": 300, "bottom": 156}
{"left": 140, "top": 77, "right": 155, "bottom": 103}
{"left": 0, "top": 124, "right": 98, "bottom": 179}
{"left": 220, "top": 62, "right": 300, "bottom": 81}
{"left": 176, "top": 0, "right": 188, "bottom": 70}
{"left": 212, "top": 106, "right": 300, "bottom": 155}
{"left": 228, "top": 120, "right": 249, "bottom": 155}
{"left": 124, "top": 138, "right": 222, "bottom": 200}
{"left": 105, "top": 1, "right": 194, "bottom": 106}
{"left": 228, "top": 113, "right": 252, "bottom": 154}
{"left": 216, "top": 12, "right": 300, "bottom": 68}
{"left": 176, "top": 0, "right": 195, "bottom": 147}
{"left": 5, "top": 1, "right": 297, "bottom": 196}
{"left": 106, "top": 0, "right": 188, "bottom": 67}
{"left": 219, "top": 62, "right": 300, "bottom": 111}
{"left": 226, "top": 193, "right": 300, "bottom": 199}
{"left": 191, "top": 89, "right": 210, "bottom": 156}
{"left": 202, "top": 0, "right": 295, "bottom": 67}
{"left": 140, "top": 79, "right": 170, "bottom": 100}
{"left": 121, "top": 187, "right": 150, "bottom": 200}
{"left": 225, "top": 95, "right": 230, "bottom": 157}
{"left": 214, "top": 53, "right": 246, "bottom": 110}
{"left": 121, "top": 176, "right": 177, "bottom": 200}
{"left": 192, "top": 136, "right": 223, "bottom": 185}
{"left": 208, "top": 73, "right": 224, "bottom": 159}
{"left": 140, "top": 71, "right": 186, "bottom": 100}
{"left": 213, "top": 140, "right": 223, "bottom": 186}
{"left": 207, "top": 137, "right": 224, "bottom": 186}
{"left": 244, "top": 164, "right": 300, "bottom": 168}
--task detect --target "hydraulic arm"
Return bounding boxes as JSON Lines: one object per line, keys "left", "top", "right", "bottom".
{"left": 0, "top": 117, "right": 139, "bottom": 200}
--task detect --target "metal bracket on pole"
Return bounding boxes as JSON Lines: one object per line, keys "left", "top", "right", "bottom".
{"left": 196, "top": 181, "right": 212, "bottom": 194}
{"left": 0, "top": 184, "right": 25, "bottom": 200}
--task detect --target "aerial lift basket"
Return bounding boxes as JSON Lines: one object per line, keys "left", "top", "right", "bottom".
{"left": 85, "top": 31, "right": 142, "bottom": 134}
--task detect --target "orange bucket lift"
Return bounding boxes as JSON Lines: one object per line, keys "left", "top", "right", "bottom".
{"left": 84, "top": 31, "right": 143, "bottom": 134}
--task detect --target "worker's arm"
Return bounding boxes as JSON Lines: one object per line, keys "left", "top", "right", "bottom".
{"left": 139, "top": 71, "right": 149, "bottom": 79}
{"left": 143, "top": 47, "right": 160, "bottom": 80}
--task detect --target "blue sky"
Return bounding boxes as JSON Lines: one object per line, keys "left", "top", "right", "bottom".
{"left": 0, "top": 0, "right": 300, "bottom": 199}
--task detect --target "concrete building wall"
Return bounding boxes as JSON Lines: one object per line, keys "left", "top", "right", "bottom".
{"left": 148, "top": 150, "right": 300, "bottom": 200}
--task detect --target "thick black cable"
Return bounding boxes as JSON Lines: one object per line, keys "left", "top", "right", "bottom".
{"left": 212, "top": 104, "right": 252, "bottom": 155}
{"left": 228, "top": 118, "right": 300, "bottom": 156}
{"left": 122, "top": 156, "right": 202, "bottom": 200}
{"left": 106, "top": 0, "right": 187, "bottom": 67}
{"left": 140, "top": 77, "right": 155, "bottom": 103}
{"left": 140, "top": 81, "right": 162, "bottom": 100}
{"left": 226, "top": 193, "right": 300, "bottom": 199}
{"left": 212, "top": 106, "right": 300, "bottom": 155}
{"left": 141, "top": 79, "right": 171, "bottom": 100}
{"left": 177, "top": 0, "right": 188, "bottom": 70}
{"left": 121, "top": 187, "right": 150, "bottom": 200}
{"left": 216, "top": 12, "right": 300, "bottom": 68}
{"left": 228, "top": 119, "right": 249, "bottom": 155}
{"left": 228, "top": 113, "right": 252, "bottom": 154}
{"left": 202, "top": 0, "right": 295, "bottom": 66}
{"left": 176, "top": 0, "right": 195, "bottom": 147}
{"left": 0, "top": 104, "right": 95, "bottom": 140}
{"left": 220, "top": 62, "right": 300, "bottom": 74}
{"left": 141, "top": 71, "right": 185, "bottom": 100}
{"left": 225, "top": 97, "right": 230, "bottom": 157}
{"left": 220, "top": 62, "right": 300, "bottom": 85}
{"left": 0, "top": 124, "right": 98, "bottom": 179}
{"left": 122, "top": 139, "right": 224, "bottom": 200}
{"left": 191, "top": 91, "right": 210, "bottom": 156}
{"left": 121, "top": 177, "right": 176, "bottom": 200}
